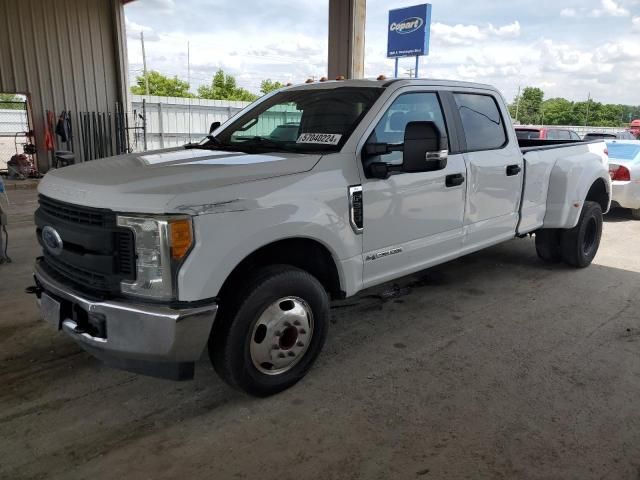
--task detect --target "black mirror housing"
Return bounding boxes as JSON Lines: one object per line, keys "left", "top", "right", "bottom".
{"left": 403, "top": 121, "right": 448, "bottom": 173}
{"left": 209, "top": 121, "right": 221, "bottom": 134}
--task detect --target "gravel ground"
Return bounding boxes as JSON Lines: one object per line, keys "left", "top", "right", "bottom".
{"left": 1, "top": 189, "right": 640, "bottom": 480}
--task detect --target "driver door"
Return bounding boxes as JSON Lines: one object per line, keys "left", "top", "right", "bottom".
{"left": 359, "top": 90, "right": 467, "bottom": 288}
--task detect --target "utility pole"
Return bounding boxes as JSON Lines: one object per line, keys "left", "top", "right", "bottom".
{"left": 584, "top": 92, "right": 591, "bottom": 127}
{"left": 187, "top": 41, "right": 192, "bottom": 143}
{"left": 141, "top": 32, "right": 149, "bottom": 95}
{"left": 514, "top": 85, "right": 521, "bottom": 123}
{"left": 405, "top": 67, "right": 416, "bottom": 78}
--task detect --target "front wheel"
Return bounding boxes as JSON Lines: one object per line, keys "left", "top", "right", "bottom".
{"left": 209, "top": 265, "right": 329, "bottom": 397}
{"left": 560, "top": 201, "right": 603, "bottom": 268}
{"left": 631, "top": 209, "right": 640, "bottom": 220}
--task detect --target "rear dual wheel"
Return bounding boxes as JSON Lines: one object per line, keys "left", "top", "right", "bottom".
{"left": 535, "top": 201, "right": 603, "bottom": 268}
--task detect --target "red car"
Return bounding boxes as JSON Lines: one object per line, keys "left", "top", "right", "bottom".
{"left": 515, "top": 126, "right": 582, "bottom": 141}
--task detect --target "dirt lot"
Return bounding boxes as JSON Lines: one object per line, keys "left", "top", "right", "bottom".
{"left": 1, "top": 188, "right": 640, "bottom": 480}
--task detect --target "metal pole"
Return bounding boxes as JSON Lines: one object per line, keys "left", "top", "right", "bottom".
{"left": 514, "top": 85, "right": 521, "bottom": 123}
{"left": 415, "top": 56, "right": 419, "bottom": 78}
{"left": 158, "top": 102, "right": 164, "bottom": 149}
{"left": 142, "top": 99, "right": 148, "bottom": 151}
{"left": 584, "top": 92, "right": 591, "bottom": 127}
{"left": 394, "top": 58, "right": 398, "bottom": 78}
{"left": 141, "top": 32, "right": 149, "bottom": 95}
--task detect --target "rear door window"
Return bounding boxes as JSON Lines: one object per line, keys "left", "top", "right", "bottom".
{"left": 453, "top": 93, "right": 506, "bottom": 151}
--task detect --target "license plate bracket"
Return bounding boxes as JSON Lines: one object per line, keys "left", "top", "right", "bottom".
{"left": 40, "top": 292, "right": 62, "bottom": 330}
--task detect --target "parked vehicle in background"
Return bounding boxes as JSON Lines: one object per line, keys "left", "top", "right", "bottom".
{"left": 584, "top": 131, "right": 636, "bottom": 141}
{"left": 32, "top": 79, "right": 610, "bottom": 396}
{"left": 607, "top": 140, "right": 640, "bottom": 219}
{"left": 515, "top": 126, "right": 582, "bottom": 141}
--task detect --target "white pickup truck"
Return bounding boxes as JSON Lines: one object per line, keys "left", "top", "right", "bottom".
{"left": 32, "top": 79, "right": 610, "bottom": 396}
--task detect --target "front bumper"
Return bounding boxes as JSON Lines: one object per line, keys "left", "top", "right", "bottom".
{"left": 611, "top": 181, "right": 640, "bottom": 210}
{"left": 34, "top": 261, "right": 217, "bottom": 380}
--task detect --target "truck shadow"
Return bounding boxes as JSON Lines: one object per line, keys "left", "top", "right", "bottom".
{"left": 605, "top": 207, "right": 637, "bottom": 222}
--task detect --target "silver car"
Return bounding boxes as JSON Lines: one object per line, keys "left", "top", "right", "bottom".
{"left": 608, "top": 140, "right": 640, "bottom": 219}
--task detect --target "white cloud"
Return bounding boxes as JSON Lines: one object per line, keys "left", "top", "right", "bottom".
{"left": 633, "top": 16, "right": 640, "bottom": 31}
{"left": 431, "top": 21, "right": 520, "bottom": 46}
{"left": 125, "top": 18, "right": 160, "bottom": 41}
{"left": 560, "top": 8, "right": 577, "bottom": 17}
{"left": 488, "top": 21, "right": 521, "bottom": 37}
{"left": 590, "top": 0, "right": 630, "bottom": 17}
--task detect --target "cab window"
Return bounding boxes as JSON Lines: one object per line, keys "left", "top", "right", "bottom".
{"left": 366, "top": 92, "right": 448, "bottom": 165}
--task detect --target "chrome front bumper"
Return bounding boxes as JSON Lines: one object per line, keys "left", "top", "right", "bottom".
{"left": 34, "top": 261, "right": 218, "bottom": 380}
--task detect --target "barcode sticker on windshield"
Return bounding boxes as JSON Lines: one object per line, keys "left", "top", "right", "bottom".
{"left": 297, "top": 133, "right": 342, "bottom": 145}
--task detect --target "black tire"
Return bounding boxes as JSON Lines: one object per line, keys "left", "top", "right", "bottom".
{"left": 560, "top": 201, "right": 603, "bottom": 268}
{"left": 209, "top": 265, "right": 329, "bottom": 397}
{"left": 631, "top": 209, "right": 640, "bottom": 221}
{"left": 535, "top": 229, "right": 562, "bottom": 262}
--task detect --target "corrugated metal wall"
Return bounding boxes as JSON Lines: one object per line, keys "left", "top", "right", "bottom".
{"left": 0, "top": 0, "right": 128, "bottom": 171}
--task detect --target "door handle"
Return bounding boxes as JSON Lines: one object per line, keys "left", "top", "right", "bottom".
{"left": 445, "top": 173, "right": 465, "bottom": 187}
{"left": 506, "top": 164, "right": 521, "bottom": 176}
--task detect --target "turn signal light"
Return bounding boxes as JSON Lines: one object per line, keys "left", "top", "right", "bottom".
{"left": 169, "top": 218, "right": 193, "bottom": 260}
{"left": 609, "top": 164, "right": 631, "bottom": 182}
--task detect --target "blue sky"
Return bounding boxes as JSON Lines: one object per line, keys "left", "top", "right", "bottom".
{"left": 125, "top": 0, "right": 640, "bottom": 104}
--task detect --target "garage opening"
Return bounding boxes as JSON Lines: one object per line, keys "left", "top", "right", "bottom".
{"left": 0, "top": 93, "right": 37, "bottom": 179}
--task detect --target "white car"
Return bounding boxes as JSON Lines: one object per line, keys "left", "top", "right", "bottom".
{"left": 608, "top": 140, "right": 640, "bottom": 219}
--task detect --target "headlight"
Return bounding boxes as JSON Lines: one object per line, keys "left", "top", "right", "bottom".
{"left": 117, "top": 215, "right": 194, "bottom": 301}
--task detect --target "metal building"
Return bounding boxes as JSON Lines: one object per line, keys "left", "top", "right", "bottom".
{"left": 0, "top": 0, "right": 365, "bottom": 172}
{"left": 0, "top": 0, "right": 129, "bottom": 171}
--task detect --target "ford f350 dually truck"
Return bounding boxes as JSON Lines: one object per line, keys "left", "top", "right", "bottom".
{"left": 31, "top": 79, "right": 610, "bottom": 396}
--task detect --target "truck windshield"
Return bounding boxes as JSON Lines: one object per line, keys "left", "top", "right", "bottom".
{"left": 208, "top": 86, "right": 383, "bottom": 153}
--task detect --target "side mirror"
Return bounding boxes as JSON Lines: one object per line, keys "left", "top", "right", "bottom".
{"left": 209, "top": 121, "right": 221, "bottom": 134}
{"left": 403, "top": 121, "right": 448, "bottom": 173}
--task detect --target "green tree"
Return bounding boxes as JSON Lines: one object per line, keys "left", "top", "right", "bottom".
{"left": 198, "top": 69, "right": 258, "bottom": 102}
{"left": 131, "top": 71, "right": 192, "bottom": 97}
{"left": 260, "top": 79, "right": 285, "bottom": 95}
{"left": 0, "top": 93, "right": 25, "bottom": 109}
{"left": 541, "top": 98, "right": 579, "bottom": 125}
{"left": 509, "top": 87, "right": 544, "bottom": 124}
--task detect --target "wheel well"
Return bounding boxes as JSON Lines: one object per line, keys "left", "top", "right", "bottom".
{"left": 218, "top": 238, "right": 344, "bottom": 303}
{"left": 585, "top": 178, "right": 609, "bottom": 212}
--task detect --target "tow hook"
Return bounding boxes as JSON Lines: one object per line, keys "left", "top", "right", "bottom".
{"left": 25, "top": 285, "right": 43, "bottom": 297}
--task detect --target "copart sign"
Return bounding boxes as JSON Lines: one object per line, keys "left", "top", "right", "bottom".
{"left": 387, "top": 3, "right": 432, "bottom": 58}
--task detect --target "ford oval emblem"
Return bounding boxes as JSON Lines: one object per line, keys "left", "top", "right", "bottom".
{"left": 389, "top": 17, "right": 424, "bottom": 35}
{"left": 42, "top": 226, "right": 63, "bottom": 256}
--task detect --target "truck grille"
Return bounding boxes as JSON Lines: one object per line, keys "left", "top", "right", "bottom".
{"left": 36, "top": 195, "right": 136, "bottom": 295}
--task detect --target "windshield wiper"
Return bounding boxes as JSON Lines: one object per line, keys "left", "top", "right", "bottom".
{"left": 185, "top": 135, "right": 234, "bottom": 150}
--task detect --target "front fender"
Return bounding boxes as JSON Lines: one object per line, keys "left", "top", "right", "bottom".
{"left": 177, "top": 198, "right": 362, "bottom": 302}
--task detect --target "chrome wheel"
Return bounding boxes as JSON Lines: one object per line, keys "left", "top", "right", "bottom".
{"left": 250, "top": 296, "right": 314, "bottom": 375}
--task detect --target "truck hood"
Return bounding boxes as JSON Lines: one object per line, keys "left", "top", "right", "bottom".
{"left": 38, "top": 148, "right": 322, "bottom": 213}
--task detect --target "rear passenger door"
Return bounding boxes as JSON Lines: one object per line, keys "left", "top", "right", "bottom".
{"left": 452, "top": 92, "right": 523, "bottom": 248}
